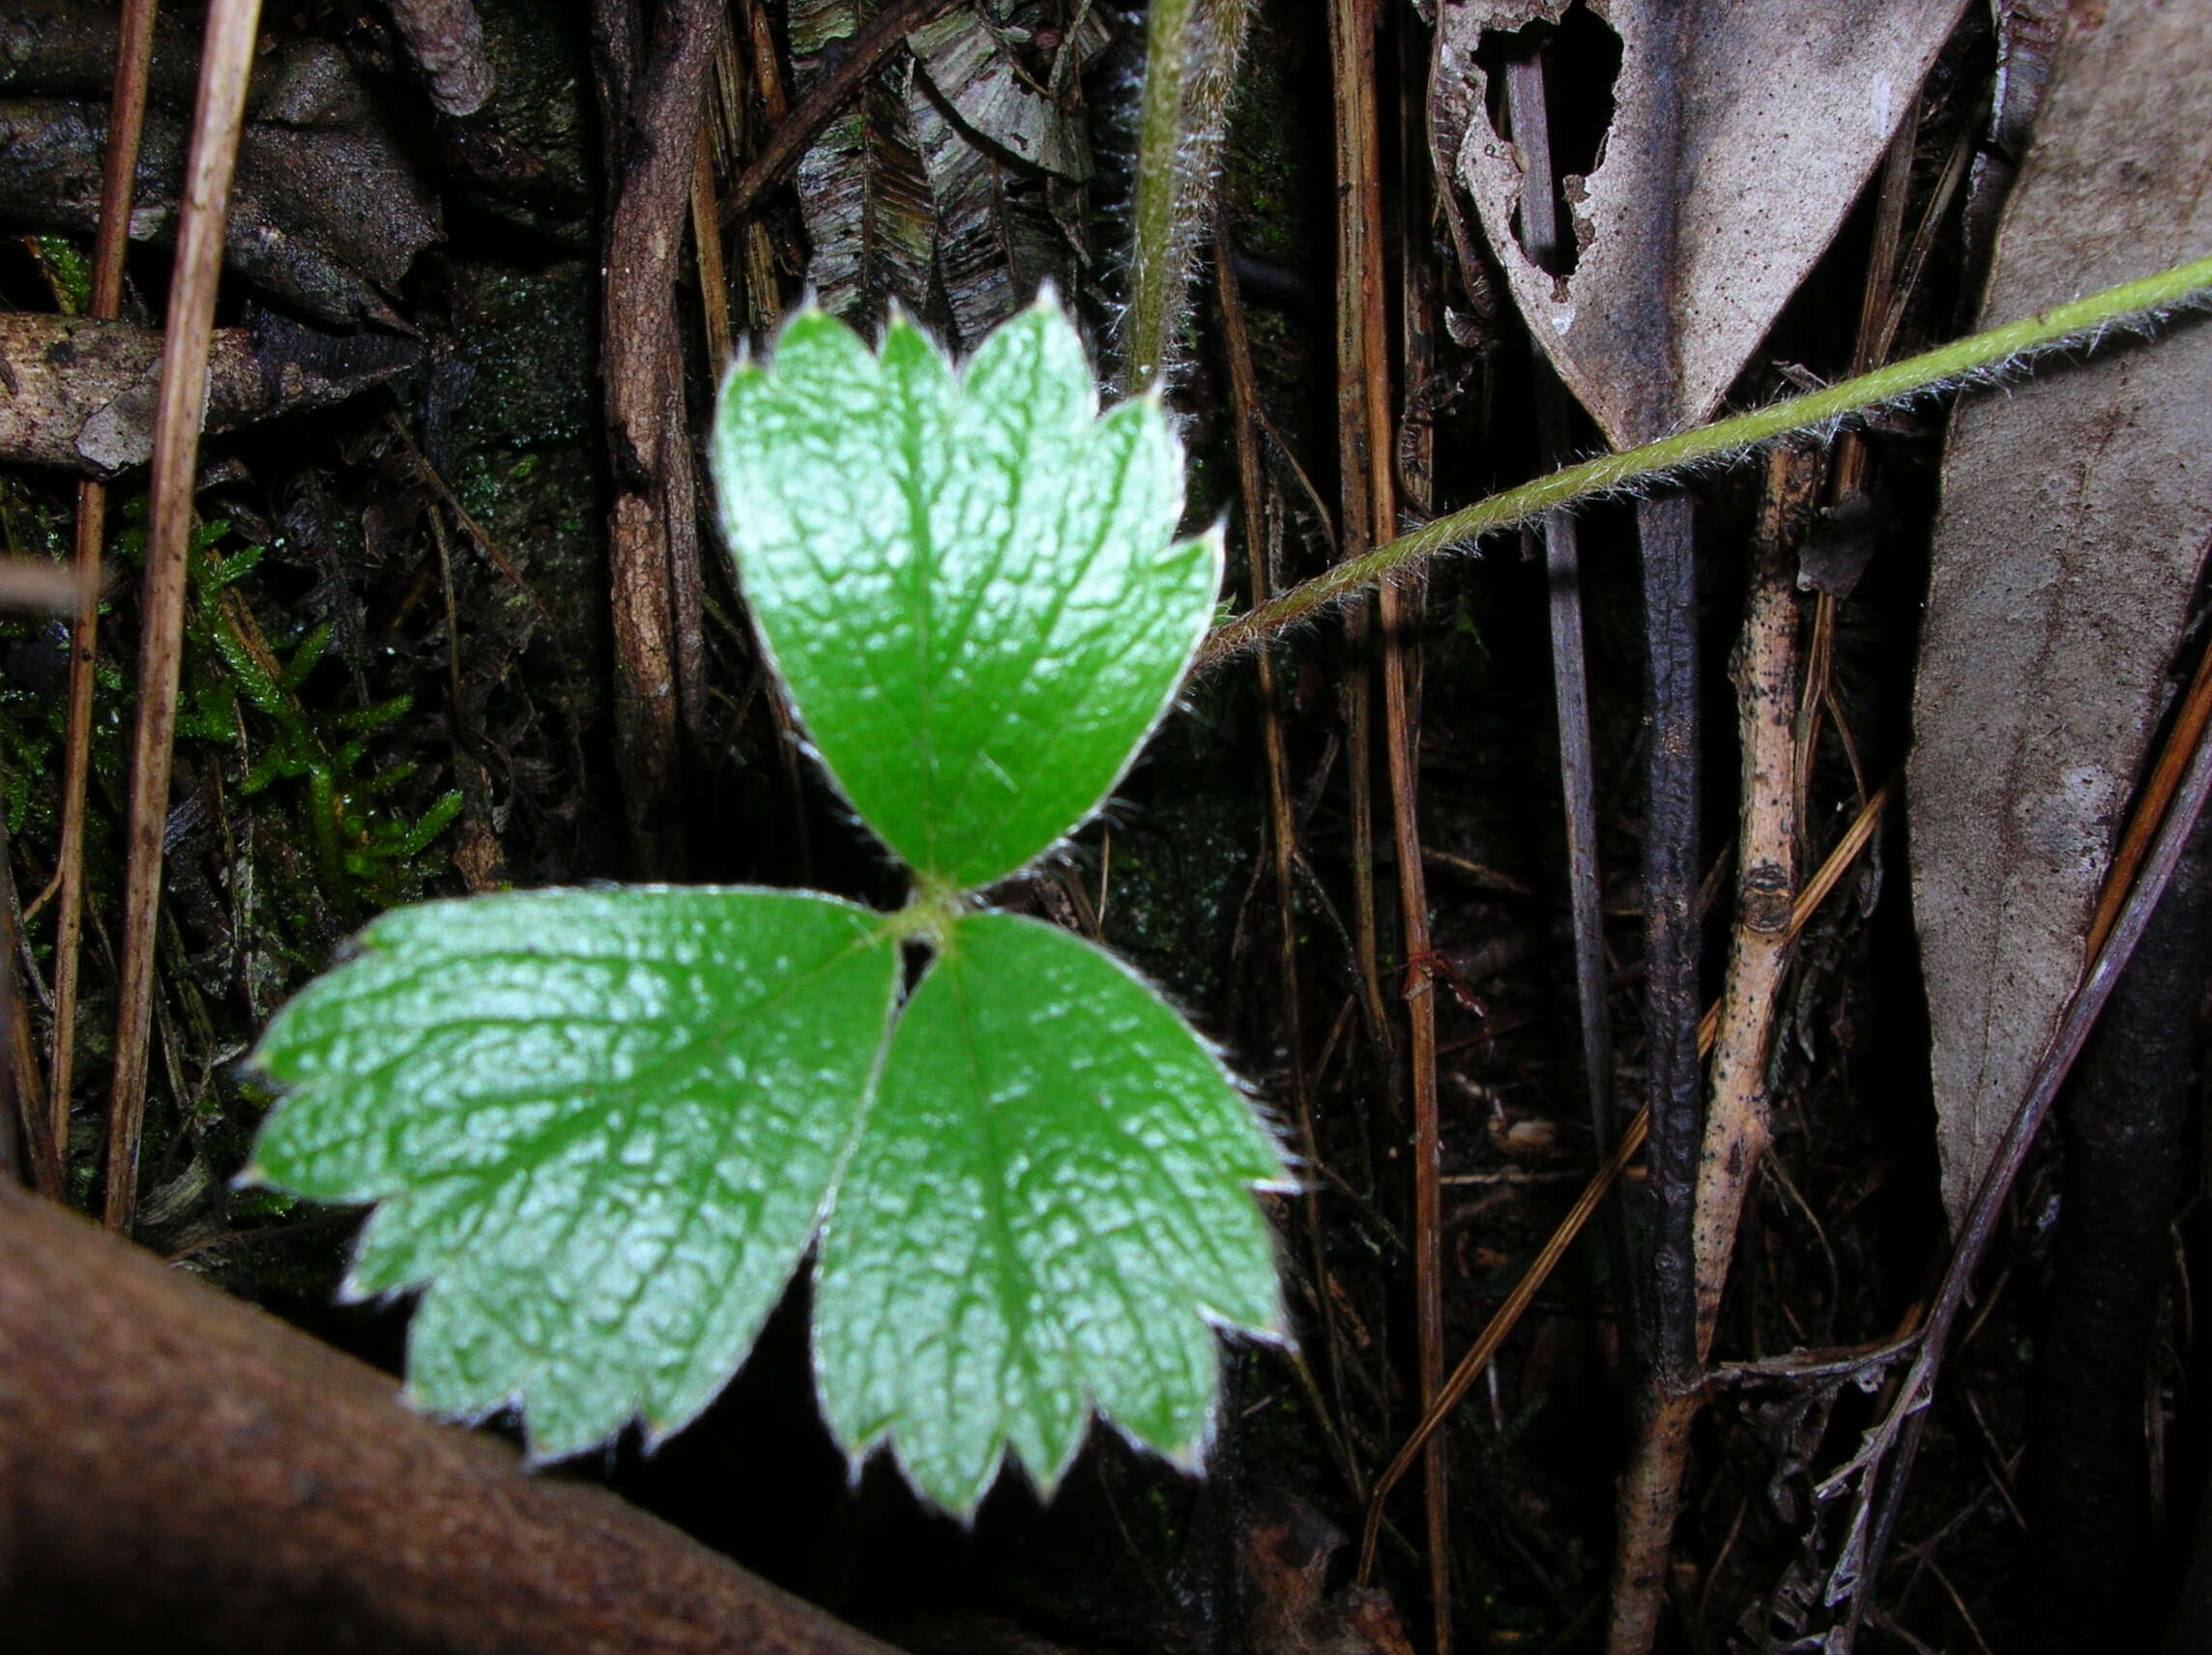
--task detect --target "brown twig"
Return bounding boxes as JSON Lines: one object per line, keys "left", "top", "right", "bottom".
{"left": 594, "top": 0, "right": 727, "bottom": 873}
{"left": 1212, "top": 212, "right": 1353, "bottom": 1495}
{"left": 1384, "top": 11, "right": 1449, "bottom": 1647}
{"left": 50, "top": 0, "right": 161, "bottom": 1203}
{"left": 1793, "top": 114, "right": 1922, "bottom": 845}
{"left": 105, "top": 0, "right": 265, "bottom": 1234}
{"left": 1354, "top": 782, "right": 1897, "bottom": 1588}
{"left": 0, "top": 1181, "right": 907, "bottom": 1655}
{"left": 1691, "top": 445, "right": 1818, "bottom": 1347}
{"left": 1502, "top": 50, "right": 1615, "bottom": 1167}
{"left": 742, "top": 0, "right": 789, "bottom": 124}
{"left": 2, "top": 811, "right": 58, "bottom": 1198}
{"left": 1316, "top": 6, "right": 1393, "bottom": 1090}
{"left": 1326, "top": 0, "right": 1441, "bottom": 1640}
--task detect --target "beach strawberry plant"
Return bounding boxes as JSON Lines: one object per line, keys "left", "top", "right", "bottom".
{"left": 244, "top": 295, "right": 1288, "bottom": 1515}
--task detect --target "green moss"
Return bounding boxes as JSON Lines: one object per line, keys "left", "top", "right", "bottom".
{"left": 449, "top": 261, "right": 597, "bottom": 451}
{"left": 1096, "top": 777, "right": 1255, "bottom": 1012}
{"left": 33, "top": 234, "right": 93, "bottom": 314}
{"left": 1219, "top": 12, "right": 1319, "bottom": 266}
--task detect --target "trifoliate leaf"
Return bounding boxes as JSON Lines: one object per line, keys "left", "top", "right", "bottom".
{"left": 812, "top": 911, "right": 1287, "bottom": 1514}
{"left": 247, "top": 887, "right": 900, "bottom": 1460}
{"left": 712, "top": 296, "right": 1219, "bottom": 893}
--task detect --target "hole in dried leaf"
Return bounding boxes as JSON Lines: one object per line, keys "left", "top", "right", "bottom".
{"left": 1475, "top": 2, "right": 1621, "bottom": 278}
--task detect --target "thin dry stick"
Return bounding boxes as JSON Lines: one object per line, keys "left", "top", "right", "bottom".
{"left": 1354, "top": 780, "right": 1897, "bottom": 1587}
{"left": 3, "top": 810, "right": 58, "bottom": 1198}
{"left": 103, "top": 0, "right": 265, "bottom": 1234}
{"left": 1323, "top": 0, "right": 1394, "bottom": 1093}
{"left": 1212, "top": 211, "right": 1348, "bottom": 1487}
{"left": 1691, "top": 445, "right": 1819, "bottom": 1348}
{"left": 741, "top": 0, "right": 788, "bottom": 123}
{"left": 1794, "top": 117, "right": 1918, "bottom": 847}
{"left": 1369, "top": 10, "right": 1446, "bottom": 1642}
{"left": 690, "top": 120, "right": 733, "bottom": 370}
{"left": 1502, "top": 49, "right": 1615, "bottom": 1165}
{"left": 51, "top": 0, "right": 160, "bottom": 1202}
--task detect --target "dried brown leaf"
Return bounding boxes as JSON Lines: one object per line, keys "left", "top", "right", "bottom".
{"left": 907, "top": 5, "right": 1102, "bottom": 182}
{"left": 1909, "top": 0, "right": 2212, "bottom": 1226}
{"left": 907, "top": 83, "right": 1070, "bottom": 351}
{"left": 789, "top": 1, "right": 939, "bottom": 329}
{"left": 1433, "top": 0, "right": 1965, "bottom": 444}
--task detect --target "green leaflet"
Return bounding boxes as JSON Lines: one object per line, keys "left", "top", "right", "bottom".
{"left": 248, "top": 888, "right": 900, "bottom": 1460}
{"left": 712, "top": 297, "right": 1220, "bottom": 891}
{"left": 814, "top": 912, "right": 1285, "bottom": 1512}
{"left": 248, "top": 296, "right": 1287, "bottom": 1516}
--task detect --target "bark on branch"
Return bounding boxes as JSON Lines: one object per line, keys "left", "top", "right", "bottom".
{"left": 0, "top": 1184, "right": 903, "bottom": 1655}
{"left": 594, "top": 0, "right": 725, "bottom": 874}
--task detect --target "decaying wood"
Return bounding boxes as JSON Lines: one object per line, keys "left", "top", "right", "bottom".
{"left": 594, "top": 0, "right": 726, "bottom": 873}
{"left": 384, "top": 0, "right": 496, "bottom": 118}
{"left": 0, "top": 311, "right": 420, "bottom": 478}
{"left": 0, "top": 1184, "right": 904, "bottom": 1655}
{"left": 1909, "top": 0, "right": 2212, "bottom": 1226}
{"left": 0, "top": 59, "right": 446, "bottom": 328}
{"left": 1610, "top": 487, "right": 1701, "bottom": 1655}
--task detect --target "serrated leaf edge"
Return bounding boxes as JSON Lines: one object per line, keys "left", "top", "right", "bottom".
{"left": 813, "top": 910, "right": 1295, "bottom": 1518}
{"left": 713, "top": 293, "right": 1224, "bottom": 899}
{"left": 242, "top": 885, "right": 912, "bottom": 1466}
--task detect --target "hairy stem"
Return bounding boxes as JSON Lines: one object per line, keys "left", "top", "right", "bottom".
{"left": 1192, "top": 252, "right": 2212, "bottom": 674}
{"left": 1123, "top": 0, "right": 1251, "bottom": 391}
